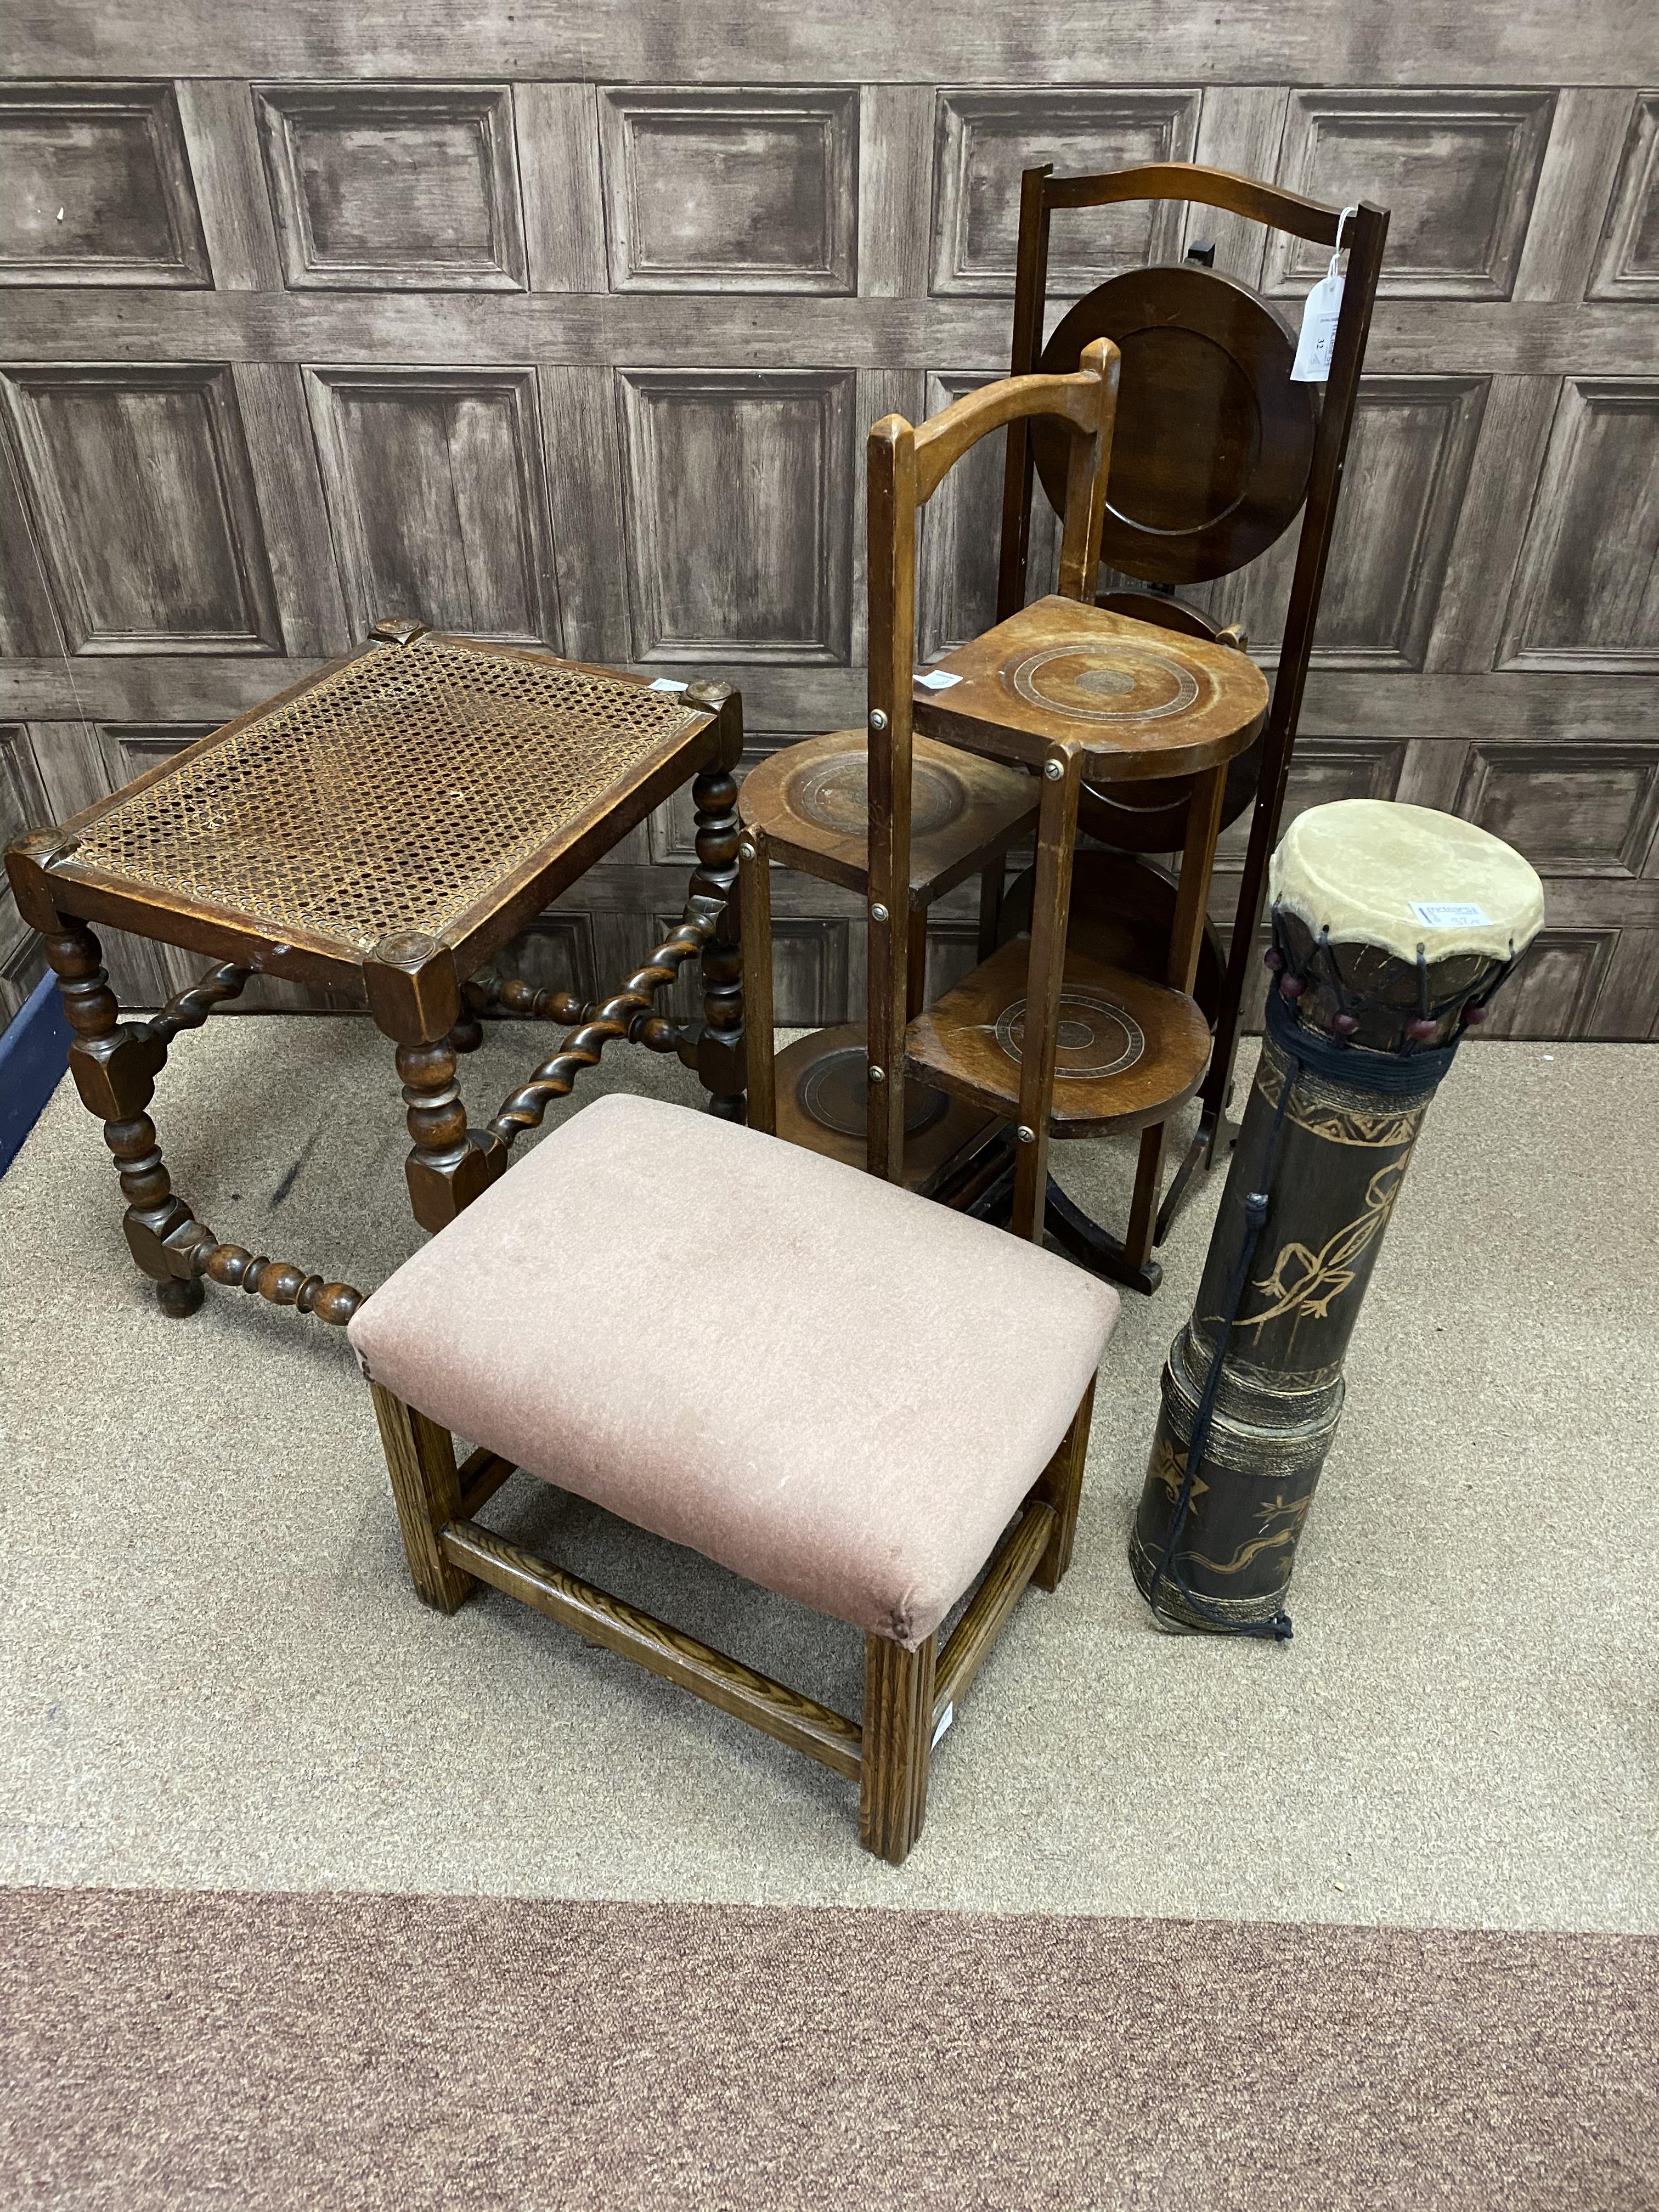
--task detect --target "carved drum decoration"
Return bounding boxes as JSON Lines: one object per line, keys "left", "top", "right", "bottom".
{"left": 1129, "top": 799, "right": 1545, "bottom": 1635}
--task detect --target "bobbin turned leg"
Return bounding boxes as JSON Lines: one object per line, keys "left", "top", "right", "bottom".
{"left": 363, "top": 930, "right": 504, "bottom": 1233}
{"left": 43, "top": 918, "right": 202, "bottom": 1316}
{"left": 684, "top": 684, "right": 746, "bottom": 1125}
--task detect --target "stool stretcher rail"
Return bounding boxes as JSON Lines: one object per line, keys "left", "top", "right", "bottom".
{"left": 441, "top": 1517, "right": 867, "bottom": 1780}
{"left": 94, "top": 892, "right": 731, "bottom": 1331}
{"left": 485, "top": 894, "right": 727, "bottom": 1150}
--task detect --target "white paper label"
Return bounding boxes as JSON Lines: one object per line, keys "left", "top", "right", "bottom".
{"left": 1409, "top": 902, "right": 1492, "bottom": 928}
{"left": 1290, "top": 210, "right": 1357, "bottom": 384}
{"left": 648, "top": 677, "right": 688, "bottom": 693}
{"left": 915, "top": 668, "right": 962, "bottom": 691}
{"left": 931, "top": 1702, "right": 955, "bottom": 1749}
{"left": 1290, "top": 268, "right": 1345, "bottom": 382}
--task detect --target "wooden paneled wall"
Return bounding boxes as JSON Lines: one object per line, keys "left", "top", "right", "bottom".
{"left": 3, "top": 7, "right": 1657, "bottom": 1038}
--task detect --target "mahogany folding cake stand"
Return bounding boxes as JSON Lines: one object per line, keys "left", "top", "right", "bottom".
{"left": 5, "top": 622, "right": 747, "bottom": 1324}
{"left": 997, "top": 161, "right": 1389, "bottom": 1277}
{"left": 741, "top": 346, "right": 1267, "bottom": 1248}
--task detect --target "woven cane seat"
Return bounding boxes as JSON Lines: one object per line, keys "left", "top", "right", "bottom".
{"left": 740, "top": 729, "right": 1039, "bottom": 900}
{"left": 51, "top": 633, "right": 707, "bottom": 960}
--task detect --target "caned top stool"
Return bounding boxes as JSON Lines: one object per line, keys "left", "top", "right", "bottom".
{"left": 5, "top": 622, "right": 749, "bottom": 1327}
{"left": 347, "top": 1092, "right": 1119, "bottom": 1865}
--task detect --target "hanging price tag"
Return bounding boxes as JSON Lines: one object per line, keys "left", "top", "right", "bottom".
{"left": 1290, "top": 205, "right": 1357, "bottom": 384}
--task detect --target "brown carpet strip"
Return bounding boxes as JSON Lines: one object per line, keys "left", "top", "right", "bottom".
{"left": 2, "top": 1889, "right": 1654, "bottom": 2212}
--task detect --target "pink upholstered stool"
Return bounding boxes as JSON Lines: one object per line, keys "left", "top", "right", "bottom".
{"left": 348, "top": 1094, "right": 1118, "bottom": 1863}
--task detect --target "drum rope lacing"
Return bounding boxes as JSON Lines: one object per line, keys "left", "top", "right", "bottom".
{"left": 1143, "top": 908, "right": 1516, "bottom": 1641}
{"left": 1267, "top": 919, "right": 1522, "bottom": 1073}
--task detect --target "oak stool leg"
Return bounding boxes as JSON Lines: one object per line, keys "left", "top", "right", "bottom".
{"left": 363, "top": 931, "right": 503, "bottom": 1233}
{"left": 860, "top": 1632, "right": 938, "bottom": 1865}
{"left": 1032, "top": 1379, "right": 1096, "bottom": 1593}
{"left": 689, "top": 760, "right": 745, "bottom": 1124}
{"left": 369, "top": 1385, "right": 476, "bottom": 1613}
{"left": 45, "top": 919, "right": 202, "bottom": 1317}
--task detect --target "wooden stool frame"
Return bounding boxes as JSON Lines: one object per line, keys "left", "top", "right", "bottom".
{"left": 5, "top": 628, "right": 750, "bottom": 1329}
{"left": 995, "top": 164, "right": 1389, "bottom": 1260}
{"left": 369, "top": 1375, "right": 1097, "bottom": 1865}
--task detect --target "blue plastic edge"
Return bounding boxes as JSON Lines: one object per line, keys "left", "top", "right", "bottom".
{"left": 0, "top": 970, "right": 72, "bottom": 1180}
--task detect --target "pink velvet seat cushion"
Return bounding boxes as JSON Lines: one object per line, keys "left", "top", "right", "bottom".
{"left": 348, "top": 1094, "right": 1119, "bottom": 1646}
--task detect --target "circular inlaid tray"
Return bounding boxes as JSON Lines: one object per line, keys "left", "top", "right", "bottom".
{"left": 789, "top": 748, "right": 966, "bottom": 838}
{"left": 996, "top": 851, "right": 1227, "bottom": 1026}
{"left": 799, "top": 1043, "right": 947, "bottom": 1141}
{"left": 1006, "top": 639, "right": 1206, "bottom": 725}
{"left": 990, "top": 989, "right": 1148, "bottom": 1082}
{"left": 772, "top": 1025, "right": 995, "bottom": 1187}
{"left": 1030, "top": 264, "right": 1316, "bottom": 586}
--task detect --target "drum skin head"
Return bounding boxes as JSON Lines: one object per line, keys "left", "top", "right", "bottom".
{"left": 1271, "top": 798, "right": 1546, "bottom": 966}
{"left": 1031, "top": 264, "right": 1317, "bottom": 586}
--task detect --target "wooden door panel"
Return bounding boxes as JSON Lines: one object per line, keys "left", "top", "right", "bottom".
{"left": 0, "top": 41, "right": 1654, "bottom": 1041}
{"left": 619, "top": 369, "right": 854, "bottom": 663}
{"left": 930, "top": 89, "right": 1201, "bottom": 295}
{"left": 1269, "top": 90, "right": 1555, "bottom": 298}
{"left": 1215, "top": 379, "right": 1487, "bottom": 668}
{"left": 0, "top": 365, "right": 281, "bottom": 655}
{"left": 304, "top": 366, "right": 559, "bottom": 644}
{"left": 1499, "top": 381, "right": 1659, "bottom": 669}
{"left": 1589, "top": 94, "right": 1659, "bottom": 299}
{"left": 600, "top": 87, "right": 858, "bottom": 293}
{"left": 0, "top": 82, "right": 208, "bottom": 286}
{"left": 255, "top": 85, "right": 525, "bottom": 291}
{"left": 1454, "top": 742, "right": 1659, "bottom": 877}
{"left": 1478, "top": 927, "right": 1617, "bottom": 1037}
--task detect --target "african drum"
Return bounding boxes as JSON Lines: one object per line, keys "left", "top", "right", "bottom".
{"left": 1129, "top": 799, "right": 1545, "bottom": 1635}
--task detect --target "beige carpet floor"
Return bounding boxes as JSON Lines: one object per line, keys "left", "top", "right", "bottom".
{"left": 1, "top": 1018, "right": 1656, "bottom": 1928}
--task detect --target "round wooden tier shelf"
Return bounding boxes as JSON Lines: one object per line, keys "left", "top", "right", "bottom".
{"left": 738, "top": 729, "right": 1039, "bottom": 900}
{"left": 772, "top": 1025, "right": 997, "bottom": 1191}
{"left": 903, "top": 935, "right": 1212, "bottom": 1140}
{"left": 1076, "top": 591, "right": 1265, "bottom": 854}
{"left": 997, "top": 852, "right": 1228, "bottom": 1028}
{"left": 1029, "top": 263, "right": 1316, "bottom": 588}
{"left": 912, "top": 599, "right": 1268, "bottom": 783}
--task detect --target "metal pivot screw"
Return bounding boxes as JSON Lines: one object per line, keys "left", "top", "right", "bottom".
{"left": 868, "top": 1065, "right": 887, "bottom": 1084}
{"left": 1044, "top": 759, "right": 1064, "bottom": 781}
{"left": 738, "top": 843, "right": 756, "bottom": 861}
{"left": 869, "top": 709, "right": 889, "bottom": 733}
{"left": 870, "top": 902, "right": 889, "bottom": 923}
{"left": 1016, "top": 1125, "right": 1036, "bottom": 1144}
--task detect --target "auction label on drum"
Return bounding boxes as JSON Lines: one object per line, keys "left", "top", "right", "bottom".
{"left": 1409, "top": 901, "right": 1492, "bottom": 927}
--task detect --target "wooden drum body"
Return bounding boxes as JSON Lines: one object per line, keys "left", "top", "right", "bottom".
{"left": 1130, "top": 800, "right": 1544, "bottom": 1635}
